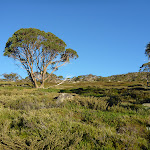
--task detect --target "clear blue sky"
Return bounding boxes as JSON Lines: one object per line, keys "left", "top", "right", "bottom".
{"left": 0, "top": 0, "right": 150, "bottom": 78}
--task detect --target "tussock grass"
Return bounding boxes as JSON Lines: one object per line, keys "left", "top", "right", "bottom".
{"left": 0, "top": 81, "right": 149, "bottom": 149}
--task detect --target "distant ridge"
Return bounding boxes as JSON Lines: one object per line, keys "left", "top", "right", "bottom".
{"left": 69, "top": 72, "right": 148, "bottom": 82}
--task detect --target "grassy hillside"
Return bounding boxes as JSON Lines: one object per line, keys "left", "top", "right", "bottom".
{"left": 106, "top": 72, "right": 149, "bottom": 82}
{"left": 70, "top": 72, "right": 149, "bottom": 82}
{"left": 0, "top": 80, "right": 149, "bottom": 150}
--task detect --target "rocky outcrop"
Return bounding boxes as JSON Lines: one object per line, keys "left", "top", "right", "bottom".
{"left": 55, "top": 93, "right": 74, "bottom": 104}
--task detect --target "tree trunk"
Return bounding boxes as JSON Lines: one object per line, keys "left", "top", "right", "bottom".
{"left": 147, "top": 72, "right": 149, "bottom": 87}
{"left": 29, "top": 73, "right": 39, "bottom": 88}
{"left": 34, "top": 81, "right": 39, "bottom": 88}
{"left": 39, "top": 70, "right": 46, "bottom": 88}
{"left": 39, "top": 81, "right": 44, "bottom": 88}
{"left": 31, "top": 78, "right": 39, "bottom": 88}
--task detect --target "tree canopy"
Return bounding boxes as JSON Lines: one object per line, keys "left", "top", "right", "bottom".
{"left": 4, "top": 28, "right": 78, "bottom": 88}
{"left": 2, "top": 73, "right": 21, "bottom": 81}
{"left": 145, "top": 43, "right": 150, "bottom": 59}
{"left": 140, "top": 43, "right": 150, "bottom": 86}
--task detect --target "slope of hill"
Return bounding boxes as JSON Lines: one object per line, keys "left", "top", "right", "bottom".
{"left": 107, "top": 72, "right": 148, "bottom": 82}
{"left": 69, "top": 72, "right": 148, "bottom": 83}
{"left": 0, "top": 78, "right": 149, "bottom": 149}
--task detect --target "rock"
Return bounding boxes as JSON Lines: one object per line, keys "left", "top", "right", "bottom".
{"left": 143, "top": 103, "right": 150, "bottom": 107}
{"left": 56, "top": 93, "right": 74, "bottom": 104}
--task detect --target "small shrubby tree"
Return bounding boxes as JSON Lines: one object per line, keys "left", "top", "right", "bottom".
{"left": 4, "top": 28, "right": 78, "bottom": 88}
{"left": 2, "top": 73, "right": 21, "bottom": 82}
{"left": 140, "top": 43, "right": 150, "bottom": 86}
{"left": 58, "top": 75, "right": 64, "bottom": 80}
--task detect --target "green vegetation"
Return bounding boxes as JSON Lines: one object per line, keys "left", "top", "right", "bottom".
{"left": 72, "top": 72, "right": 149, "bottom": 82}
{"left": 0, "top": 80, "right": 149, "bottom": 149}
{"left": 1, "top": 15, "right": 150, "bottom": 150}
{"left": 4, "top": 28, "right": 78, "bottom": 88}
{"left": 2, "top": 73, "right": 22, "bottom": 82}
{"left": 140, "top": 42, "right": 150, "bottom": 86}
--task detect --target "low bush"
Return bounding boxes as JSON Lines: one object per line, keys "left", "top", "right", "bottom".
{"left": 0, "top": 82, "right": 149, "bottom": 149}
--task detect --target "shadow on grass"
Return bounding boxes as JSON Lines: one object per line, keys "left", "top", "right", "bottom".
{"left": 60, "top": 86, "right": 150, "bottom": 108}
{"left": 60, "top": 87, "right": 105, "bottom": 97}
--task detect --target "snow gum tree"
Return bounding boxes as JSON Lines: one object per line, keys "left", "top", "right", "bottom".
{"left": 140, "top": 43, "right": 150, "bottom": 86}
{"left": 4, "top": 28, "right": 78, "bottom": 88}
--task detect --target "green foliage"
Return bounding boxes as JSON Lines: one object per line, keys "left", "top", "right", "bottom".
{"left": 4, "top": 28, "right": 78, "bottom": 88}
{"left": 38, "top": 88, "right": 60, "bottom": 93}
{"left": 71, "top": 72, "right": 149, "bottom": 83}
{"left": 58, "top": 75, "right": 64, "bottom": 80}
{"left": 2, "top": 73, "right": 21, "bottom": 81}
{"left": 140, "top": 43, "right": 150, "bottom": 86}
{"left": 60, "top": 86, "right": 150, "bottom": 105}
{"left": 145, "top": 42, "right": 150, "bottom": 58}
{"left": 140, "top": 62, "right": 150, "bottom": 72}
{"left": 60, "top": 87, "right": 105, "bottom": 97}
{"left": 0, "top": 81, "right": 149, "bottom": 149}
